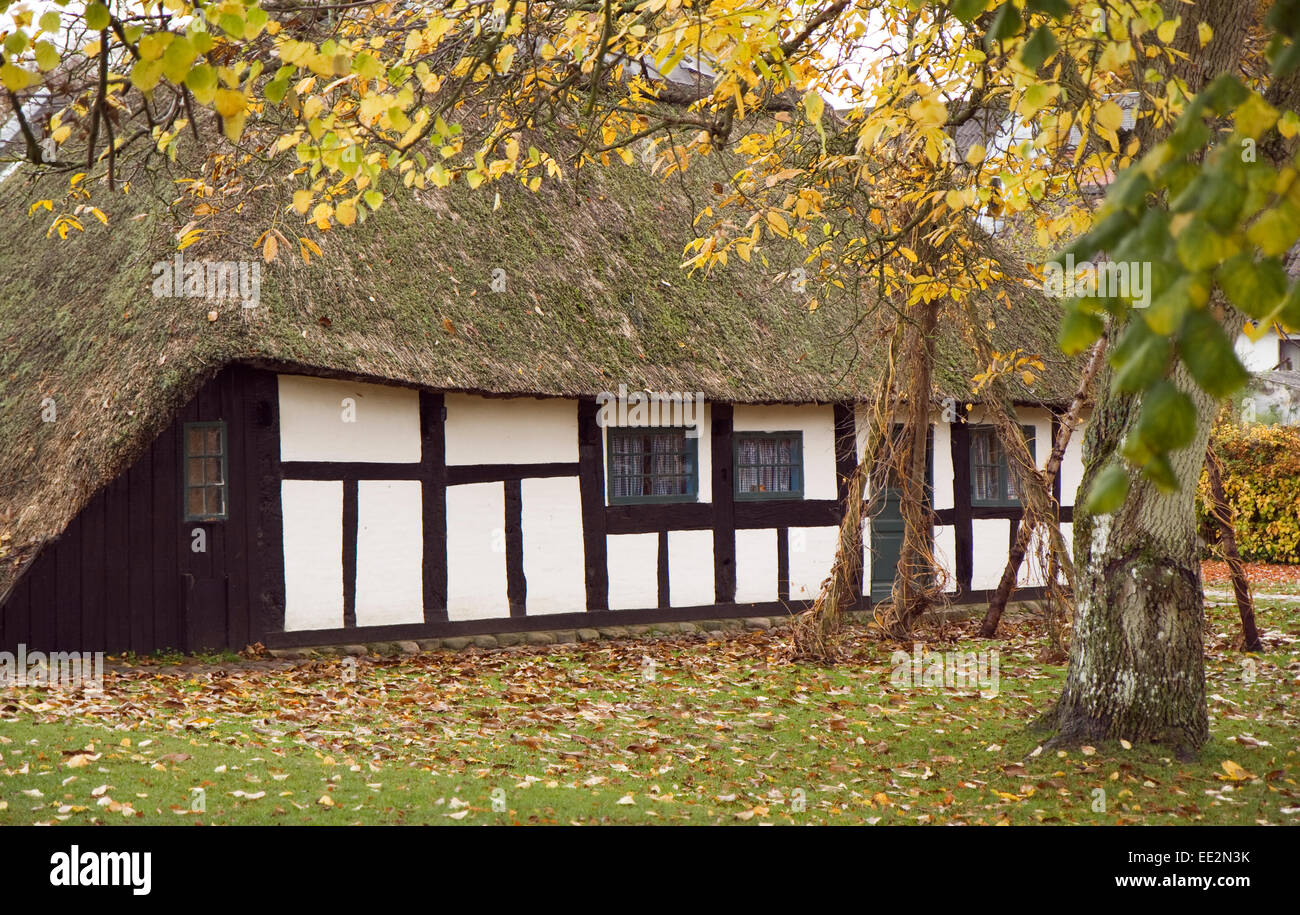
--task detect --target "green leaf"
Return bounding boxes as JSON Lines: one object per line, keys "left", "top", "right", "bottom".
{"left": 190, "top": 30, "right": 215, "bottom": 56}
{"left": 162, "top": 36, "right": 197, "bottom": 84}
{"left": 218, "top": 13, "right": 246, "bottom": 38}
{"left": 1026, "top": 0, "right": 1070, "bottom": 18}
{"left": 264, "top": 77, "right": 290, "bottom": 105}
{"left": 1057, "top": 301, "right": 1104, "bottom": 355}
{"left": 1216, "top": 253, "right": 1288, "bottom": 320}
{"left": 39, "top": 11, "right": 61, "bottom": 34}
{"left": 1110, "top": 206, "right": 1170, "bottom": 265}
{"left": 951, "top": 0, "right": 989, "bottom": 22}
{"left": 1141, "top": 453, "right": 1179, "bottom": 492}
{"left": 1166, "top": 117, "right": 1212, "bottom": 158}
{"left": 1178, "top": 310, "right": 1250, "bottom": 398}
{"left": 984, "top": 2, "right": 1022, "bottom": 47}
{"left": 185, "top": 64, "right": 218, "bottom": 105}
{"left": 34, "top": 40, "right": 59, "bottom": 72}
{"left": 1175, "top": 219, "right": 1235, "bottom": 272}
{"left": 1276, "top": 282, "right": 1300, "bottom": 331}
{"left": 1084, "top": 462, "right": 1130, "bottom": 514}
{"left": 85, "top": 3, "right": 110, "bottom": 32}
{"left": 4, "top": 30, "right": 30, "bottom": 57}
{"left": 1247, "top": 202, "right": 1300, "bottom": 256}
{"left": 1135, "top": 381, "right": 1198, "bottom": 452}
{"left": 1020, "top": 26, "right": 1058, "bottom": 70}
{"left": 244, "top": 5, "right": 268, "bottom": 37}
{"left": 1142, "top": 273, "right": 1208, "bottom": 336}
{"left": 1110, "top": 319, "right": 1171, "bottom": 394}
{"left": 1201, "top": 73, "right": 1250, "bottom": 116}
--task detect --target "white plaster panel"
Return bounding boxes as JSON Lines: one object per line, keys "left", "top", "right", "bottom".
{"left": 606, "top": 533, "right": 659, "bottom": 610}
{"left": 1059, "top": 419, "right": 1087, "bottom": 510}
{"left": 970, "top": 518, "right": 1013, "bottom": 591}
{"left": 787, "top": 526, "right": 839, "bottom": 601}
{"left": 735, "top": 528, "right": 778, "bottom": 603}
{"left": 278, "top": 374, "right": 420, "bottom": 463}
{"left": 521, "top": 476, "right": 587, "bottom": 614}
{"left": 446, "top": 482, "right": 509, "bottom": 620}
{"left": 668, "top": 529, "right": 715, "bottom": 607}
{"left": 282, "top": 480, "right": 344, "bottom": 631}
{"left": 444, "top": 394, "right": 577, "bottom": 465}
{"left": 355, "top": 480, "right": 424, "bottom": 627}
{"left": 934, "top": 525, "right": 958, "bottom": 593}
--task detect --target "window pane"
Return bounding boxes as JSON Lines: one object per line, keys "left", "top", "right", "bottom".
{"left": 186, "top": 426, "right": 204, "bottom": 455}
{"left": 610, "top": 429, "right": 690, "bottom": 500}
{"left": 205, "top": 485, "right": 225, "bottom": 517}
{"left": 205, "top": 426, "right": 223, "bottom": 454}
{"left": 971, "top": 430, "right": 1000, "bottom": 502}
{"left": 187, "top": 487, "right": 206, "bottom": 516}
{"left": 204, "top": 457, "right": 223, "bottom": 485}
{"left": 736, "top": 434, "right": 799, "bottom": 495}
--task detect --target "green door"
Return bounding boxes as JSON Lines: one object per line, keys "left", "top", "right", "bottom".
{"left": 869, "top": 426, "right": 933, "bottom": 603}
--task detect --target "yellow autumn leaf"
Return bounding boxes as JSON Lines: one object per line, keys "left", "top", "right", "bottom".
{"left": 1219, "top": 760, "right": 1254, "bottom": 781}
{"left": 293, "top": 190, "right": 313, "bottom": 214}
{"left": 1095, "top": 101, "right": 1124, "bottom": 133}
{"left": 907, "top": 96, "right": 947, "bottom": 129}
{"left": 214, "top": 88, "right": 246, "bottom": 119}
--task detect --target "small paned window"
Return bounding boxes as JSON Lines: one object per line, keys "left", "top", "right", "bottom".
{"left": 607, "top": 427, "right": 698, "bottom": 504}
{"left": 184, "top": 422, "right": 228, "bottom": 521}
{"left": 970, "top": 424, "right": 1035, "bottom": 507}
{"left": 734, "top": 433, "right": 803, "bottom": 499}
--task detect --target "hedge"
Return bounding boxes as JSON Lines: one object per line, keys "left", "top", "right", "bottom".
{"left": 1197, "top": 423, "right": 1300, "bottom": 564}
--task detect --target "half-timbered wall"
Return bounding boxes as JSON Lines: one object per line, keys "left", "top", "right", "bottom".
{"left": 0, "top": 364, "right": 1083, "bottom": 654}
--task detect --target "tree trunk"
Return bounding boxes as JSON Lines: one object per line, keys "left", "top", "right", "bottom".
{"left": 885, "top": 298, "right": 941, "bottom": 636}
{"left": 1053, "top": 0, "right": 1253, "bottom": 752}
{"left": 1054, "top": 316, "right": 1244, "bottom": 751}
{"left": 1203, "top": 445, "right": 1263, "bottom": 652}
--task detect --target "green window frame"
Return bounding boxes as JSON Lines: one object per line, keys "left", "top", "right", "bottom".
{"left": 969, "top": 424, "right": 1035, "bottom": 507}
{"left": 606, "top": 426, "right": 699, "bottom": 504}
{"left": 734, "top": 432, "right": 804, "bottom": 500}
{"left": 183, "top": 421, "right": 228, "bottom": 521}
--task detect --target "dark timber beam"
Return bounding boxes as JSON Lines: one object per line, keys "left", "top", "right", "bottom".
{"left": 711, "top": 404, "right": 736, "bottom": 604}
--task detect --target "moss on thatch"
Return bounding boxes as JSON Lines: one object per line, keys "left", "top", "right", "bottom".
{"left": 0, "top": 154, "right": 1076, "bottom": 596}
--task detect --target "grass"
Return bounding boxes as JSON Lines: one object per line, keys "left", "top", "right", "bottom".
{"left": 0, "top": 596, "right": 1296, "bottom": 826}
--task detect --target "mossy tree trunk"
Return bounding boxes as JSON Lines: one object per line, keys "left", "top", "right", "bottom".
{"left": 1054, "top": 318, "right": 1244, "bottom": 750}
{"left": 1052, "top": 0, "right": 1258, "bottom": 752}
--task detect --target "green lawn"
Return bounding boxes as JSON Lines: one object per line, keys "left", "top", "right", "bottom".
{"left": 1, "top": 596, "right": 1297, "bottom": 825}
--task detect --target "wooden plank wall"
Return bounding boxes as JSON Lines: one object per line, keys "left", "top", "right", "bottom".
{"left": 0, "top": 365, "right": 272, "bottom": 654}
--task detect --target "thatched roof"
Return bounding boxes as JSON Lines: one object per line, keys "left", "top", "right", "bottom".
{"left": 0, "top": 153, "right": 1077, "bottom": 595}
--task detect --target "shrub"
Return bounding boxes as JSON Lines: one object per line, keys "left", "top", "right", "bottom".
{"left": 1197, "top": 423, "right": 1300, "bottom": 564}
